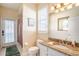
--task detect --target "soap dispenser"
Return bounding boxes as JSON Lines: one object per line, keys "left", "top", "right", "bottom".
{"left": 71, "top": 40, "right": 76, "bottom": 47}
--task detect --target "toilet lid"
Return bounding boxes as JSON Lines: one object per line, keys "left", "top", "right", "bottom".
{"left": 29, "top": 47, "right": 39, "bottom": 51}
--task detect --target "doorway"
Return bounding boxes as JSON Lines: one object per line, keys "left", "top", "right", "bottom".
{"left": 1, "top": 19, "right": 17, "bottom": 47}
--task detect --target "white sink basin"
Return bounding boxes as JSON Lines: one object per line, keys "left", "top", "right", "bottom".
{"left": 47, "top": 42, "right": 73, "bottom": 51}
{"left": 48, "top": 42, "right": 54, "bottom": 45}
{"left": 47, "top": 42, "right": 59, "bottom": 45}
{"left": 53, "top": 45, "right": 71, "bottom": 50}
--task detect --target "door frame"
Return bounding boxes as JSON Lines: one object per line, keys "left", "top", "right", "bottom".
{"left": 1, "top": 17, "right": 17, "bottom": 47}
{"left": 0, "top": 17, "right": 2, "bottom": 48}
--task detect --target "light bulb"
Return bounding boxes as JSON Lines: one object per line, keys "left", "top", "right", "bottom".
{"left": 64, "top": 3, "right": 69, "bottom": 5}
{"left": 55, "top": 9, "right": 59, "bottom": 13}
{"left": 60, "top": 7, "right": 64, "bottom": 11}
{"left": 51, "top": 6, "right": 55, "bottom": 10}
{"left": 67, "top": 4, "right": 72, "bottom": 9}
{"left": 56, "top": 4, "right": 61, "bottom": 8}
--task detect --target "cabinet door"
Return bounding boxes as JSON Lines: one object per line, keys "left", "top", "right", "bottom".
{"left": 48, "top": 48, "right": 67, "bottom": 56}
{"left": 37, "top": 43, "right": 48, "bottom": 56}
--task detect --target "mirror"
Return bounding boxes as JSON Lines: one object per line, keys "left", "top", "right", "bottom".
{"left": 58, "top": 16, "right": 69, "bottom": 31}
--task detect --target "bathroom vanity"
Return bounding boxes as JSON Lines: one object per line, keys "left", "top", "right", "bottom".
{"left": 37, "top": 42, "right": 67, "bottom": 56}
{"left": 37, "top": 39, "right": 79, "bottom": 56}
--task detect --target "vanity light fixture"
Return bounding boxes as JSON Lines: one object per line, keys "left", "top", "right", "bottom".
{"left": 49, "top": 3, "right": 78, "bottom": 14}
{"left": 51, "top": 6, "right": 55, "bottom": 11}
{"left": 56, "top": 4, "right": 61, "bottom": 8}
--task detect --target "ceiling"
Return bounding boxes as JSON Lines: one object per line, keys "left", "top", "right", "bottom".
{"left": 0, "top": 3, "right": 22, "bottom": 11}
{"left": 0, "top": 3, "right": 78, "bottom": 14}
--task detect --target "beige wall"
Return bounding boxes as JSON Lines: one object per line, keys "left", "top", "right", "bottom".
{"left": 49, "top": 6, "right": 79, "bottom": 40}
{"left": 22, "top": 4, "right": 37, "bottom": 55}
{"left": 23, "top": 4, "right": 36, "bottom": 48}
{"left": 0, "top": 6, "right": 19, "bottom": 20}
{"left": 0, "top": 6, "right": 19, "bottom": 49}
{"left": 22, "top": 4, "right": 49, "bottom": 55}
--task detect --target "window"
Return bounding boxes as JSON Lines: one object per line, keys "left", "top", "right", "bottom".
{"left": 38, "top": 19, "right": 48, "bottom": 32}
{"left": 58, "top": 16, "right": 69, "bottom": 31}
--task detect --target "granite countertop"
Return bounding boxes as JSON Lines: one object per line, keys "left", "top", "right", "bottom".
{"left": 38, "top": 40, "right": 79, "bottom": 56}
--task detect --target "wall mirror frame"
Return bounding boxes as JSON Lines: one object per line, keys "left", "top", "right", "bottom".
{"left": 58, "top": 16, "right": 69, "bottom": 31}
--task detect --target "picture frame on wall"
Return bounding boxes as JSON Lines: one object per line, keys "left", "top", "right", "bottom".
{"left": 27, "top": 18, "right": 35, "bottom": 27}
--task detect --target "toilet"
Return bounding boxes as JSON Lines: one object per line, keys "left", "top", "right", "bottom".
{"left": 28, "top": 46, "right": 39, "bottom": 56}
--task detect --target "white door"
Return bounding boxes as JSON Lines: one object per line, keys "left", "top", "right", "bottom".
{"left": 1, "top": 19, "right": 17, "bottom": 46}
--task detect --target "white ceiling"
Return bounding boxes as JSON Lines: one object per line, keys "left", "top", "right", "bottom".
{"left": 0, "top": 3, "right": 22, "bottom": 11}
{"left": 0, "top": 3, "right": 49, "bottom": 11}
